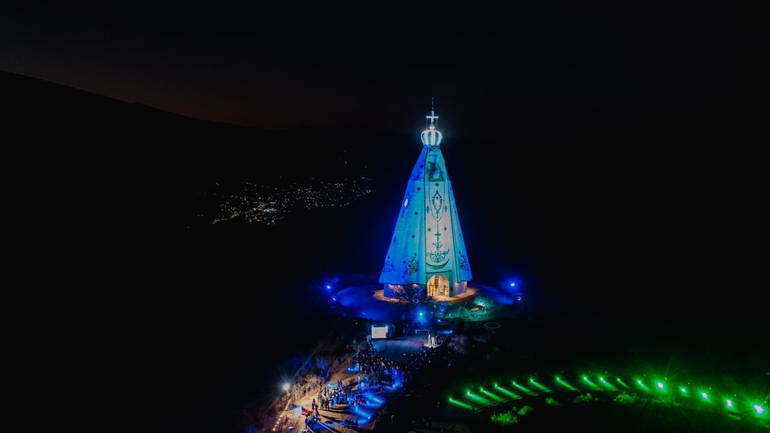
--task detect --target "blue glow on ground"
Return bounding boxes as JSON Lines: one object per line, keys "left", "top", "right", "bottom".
{"left": 351, "top": 405, "right": 372, "bottom": 421}
{"left": 363, "top": 392, "right": 384, "bottom": 405}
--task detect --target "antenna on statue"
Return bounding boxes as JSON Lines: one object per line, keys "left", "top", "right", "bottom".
{"left": 431, "top": 97, "right": 435, "bottom": 116}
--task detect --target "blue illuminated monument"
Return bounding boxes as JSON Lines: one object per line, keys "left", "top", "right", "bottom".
{"left": 379, "top": 101, "right": 472, "bottom": 299}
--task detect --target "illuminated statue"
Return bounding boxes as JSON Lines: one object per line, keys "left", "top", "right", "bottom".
{"left": 379, "top": 99, "right": 472, "bottom": 300}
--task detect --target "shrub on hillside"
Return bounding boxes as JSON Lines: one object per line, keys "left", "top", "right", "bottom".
{"left": 651, "top": 394, "right": 677, "bottom": 407}
{"left": 490, "top": 410, "right": 519, "bottom": 426}
{"left": 613, "top": 391, "right": 639, "bottom": 404}
{"left": 574, "top": 393, "right": 594, "bottom": 404}
{"left": 518, "top": 405, "right": 534, "bottom": 416}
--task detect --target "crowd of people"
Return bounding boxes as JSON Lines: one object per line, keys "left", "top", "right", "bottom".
{"left": 295, "top": 320, "right": 447, "bottom": 431}
{"left": 353, "top": 324, "right": 443, "bottom": 389}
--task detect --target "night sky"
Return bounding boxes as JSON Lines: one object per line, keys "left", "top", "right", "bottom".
{"left": 3, "top": 2, "right": 765, "bottom": 140}
{"left": 6, "top": 3, "right": 768, "bottom": 432}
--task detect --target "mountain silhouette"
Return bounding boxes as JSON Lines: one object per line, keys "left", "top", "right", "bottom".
{"left": 2, "top": 71, "right": 418, "bottom": 231}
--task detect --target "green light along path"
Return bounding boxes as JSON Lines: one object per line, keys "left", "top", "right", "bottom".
{"left": 447, "top": 369, "right": 768, "bottom": 424}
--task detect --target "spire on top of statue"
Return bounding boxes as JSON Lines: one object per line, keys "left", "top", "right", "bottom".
{"left": 421, "top": 97, "right": 443, "bottom": 147}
